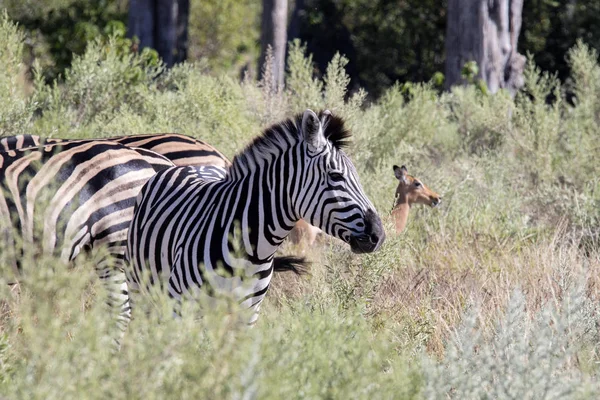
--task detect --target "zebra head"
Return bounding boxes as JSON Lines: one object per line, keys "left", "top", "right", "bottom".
{"left": 294, "top": 109, "right": 385, "bottom": 253}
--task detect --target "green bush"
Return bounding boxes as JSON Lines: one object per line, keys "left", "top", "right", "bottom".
{"left": 5, "top": 0, "right": 128, "bottom": 82}
{"left": 0, "top": 12, "right": 35, "bottom": 136}
{"left": 1, "top": 14, "right": 600, "bottom": 398}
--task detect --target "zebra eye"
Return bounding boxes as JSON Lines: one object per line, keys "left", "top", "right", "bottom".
{"left": 329, "top": 171, "right": 345, "bottom": 181}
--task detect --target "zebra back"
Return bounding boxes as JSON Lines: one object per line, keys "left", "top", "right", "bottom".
{"left": 0, "top": 140, "right": 173, "bottom": 267}
{"left": 0, "top": 133, "right": 231, "bottom": 168}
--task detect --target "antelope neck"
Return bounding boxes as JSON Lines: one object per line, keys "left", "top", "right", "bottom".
{"left": 391, "top": 197, "right": 411, "bottom": 234}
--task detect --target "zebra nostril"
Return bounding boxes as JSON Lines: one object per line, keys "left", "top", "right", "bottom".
{"left": 369, "top": 234, "right": 379, "bottom": 244}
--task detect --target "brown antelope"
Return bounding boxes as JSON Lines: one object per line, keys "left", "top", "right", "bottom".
{"left": 391, "top": 165, "right": 441, "bottom": 233}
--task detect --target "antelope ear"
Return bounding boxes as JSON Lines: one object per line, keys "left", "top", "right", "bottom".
{"left": 302, "top": 109, "right": 326, "bottom": 151}
{"left": 393, "top": 165, "right": 409, "bottom": 184}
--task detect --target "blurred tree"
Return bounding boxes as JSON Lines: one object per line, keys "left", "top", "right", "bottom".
{"left": 175, "top": 0, "right": 189, "bottom": 63}
{"left": 4, "top": 0, "right": 600, "bottom": 96}
{"left": 520, "top": 0, "right": 600, "bottom": 84}
{"left": 0, "top": 0, "right": 78, "bottom": 17}
{"left": 187, "top": 0, "right": 260, "bottom": 76}
{"left": 3, "top": 0, "right": 260, "bottom": 80}
{"left": 445, "top": 0, "right": 525, "bottom": 95}
{"left": 291, "top": 0, "right": 447, "bottom": 98}
{"left": 127, "top": 0, "right": 189, "bottom": 67}
{"left": 259, "top": 0, "right": 288, "bottom": 88}
{"left": 6, "top": 0, "right": 127, "bottom": 81}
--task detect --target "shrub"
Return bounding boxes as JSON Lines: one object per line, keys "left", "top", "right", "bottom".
{"left": 0, "top": 12, "right": 35, "bottom": 136}
{"left": 1, "top": 14, "right": 600, "bottom": 398}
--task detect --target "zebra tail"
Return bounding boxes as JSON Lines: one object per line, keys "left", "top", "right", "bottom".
{"left": 272, "top": 256, "right": 310, "bottom": 275}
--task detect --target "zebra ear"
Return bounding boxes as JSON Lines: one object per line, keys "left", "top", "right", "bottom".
{"left": 321, "top": 109, "right": 332, "bottom": 125}
{"left": 302, "top": 109, "right": 326, "bottom": 151}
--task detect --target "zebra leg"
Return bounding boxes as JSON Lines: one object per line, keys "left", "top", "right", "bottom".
{"left": 96, "top": 259, "right": 132, "bottom": 351}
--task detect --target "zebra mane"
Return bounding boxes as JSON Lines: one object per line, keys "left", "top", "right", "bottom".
{"left": 318, "top": 112, "right": 352, "bottom": 150}
{"left": 231, "top": 111, "right": 351, "bottom": 173}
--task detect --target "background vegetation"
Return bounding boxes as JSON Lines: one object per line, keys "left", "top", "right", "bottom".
{"left": 3, "top": 0, "right": 600, "bottom": 96}
{"left": 0, "top": 6, "right": 600, "bottom": 400}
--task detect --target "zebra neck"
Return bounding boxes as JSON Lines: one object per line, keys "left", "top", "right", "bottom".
{"left": 228, "top": 162, "right": 297, "bottom": 262}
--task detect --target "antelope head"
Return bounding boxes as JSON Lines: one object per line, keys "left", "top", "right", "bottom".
{"left": 391, "top": 165, "right": 441, "bottom": 233}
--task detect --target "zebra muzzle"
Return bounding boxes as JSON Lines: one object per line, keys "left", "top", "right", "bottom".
{"left": 348, "top": 209, "right": 385, "bottom": 253}
{"left": 349, "top": 234, "right": 379, "bottom": 254}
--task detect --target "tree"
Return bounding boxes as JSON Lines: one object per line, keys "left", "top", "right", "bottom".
{"left": 175, "top": 0, "right": 189, "bottom": 64}
{"left": 444, "top": 0, "right": 525, "bottom": 95}
{"left": 258, "top": 0, "right": 288, "bottom": 88}
{"left": 290, "top": 0, "right": 447, "bottom": 98}
{"left": 128, "top": 0, "right": 189, "bottom": 67}
{"left": 520, "top": 0, "right": 600, "bottom": 85}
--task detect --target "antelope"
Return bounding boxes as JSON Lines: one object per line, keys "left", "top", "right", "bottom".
{"left": 391, "top": 165, "right": 441, "bottom": 233}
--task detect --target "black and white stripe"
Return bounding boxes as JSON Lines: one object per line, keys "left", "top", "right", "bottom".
{"left": 0, "top": 140, "right": 175, "bottom": 343}
{"left": 126, "top": 110, "right": 385, "bottom": 324}
{"left": 0, "top": 133, "right": 231, "bottom": 169}
{"left": 1, "top": 132, "right": 306, "bottom": 346}
{"left": 0, "top": 134, "right": 230, "bottom": 347}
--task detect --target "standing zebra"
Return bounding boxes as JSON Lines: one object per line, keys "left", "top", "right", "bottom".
{"left": 0, "top": 133, "right": 306, "bottom": 347}
{"left": 126, "top": 110, "right": 385, "bottom": 325}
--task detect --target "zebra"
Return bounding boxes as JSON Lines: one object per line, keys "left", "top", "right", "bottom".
{"left": 0, "top": 139, "right": 175, "bottom": 344}
{"left": 0, "top": 134, "right": 305, "bottom": 348}
{"left": 126, "top": 109, "right": 385, "bottom": 325}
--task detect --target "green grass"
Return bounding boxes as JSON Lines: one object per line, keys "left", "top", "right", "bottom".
{"left": 1, "top": 15, "right": 600, "bottom": 399}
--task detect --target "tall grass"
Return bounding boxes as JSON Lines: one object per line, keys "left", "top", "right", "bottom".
{"left": 1, "top": 14, "right": 600, "bottom": 398}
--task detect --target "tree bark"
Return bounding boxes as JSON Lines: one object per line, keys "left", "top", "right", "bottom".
{"left": 259, "top": 0, "right": 288, "bottom": 88}
{"left": 128, "top": 0, "right": 156, "bottom": 51}
{"left": 444, "top": 0, "right": 525, "bottom": 96}
{"left": 154, "top": 0, "right": 177, "bottom": 67}
{"left": 128, "top": 0, "right": 189, "bottom": 68}
{"left": 175, "top": 0, "right": 190, "bottom": 64}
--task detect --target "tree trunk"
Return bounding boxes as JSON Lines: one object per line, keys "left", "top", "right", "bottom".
{"left": 175, "top": 0, "right": 190, "bottom": 64}
{"left": 444, "top": 0, "right": 525, "bottom": 96}
{"left": 128, "top": 0, "right": 156, "bottom": 51}
{"left": 128, "top": 0, "right": 189, "bottom": 68}
{"left": 288, "top": 0, "right": 304, "bottom": 41}
{"left": 154, "top": 0, "right": 177, "bottom": 67}
{"left": 259, "top": 0, "right": 288, "bottom": 88}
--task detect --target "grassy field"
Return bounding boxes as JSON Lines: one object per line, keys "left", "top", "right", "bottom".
{"left": 1, "top": 16, "right": 600, "bottom": 399}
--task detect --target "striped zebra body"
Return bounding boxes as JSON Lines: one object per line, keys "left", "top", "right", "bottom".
{"left": 0, "top": 134, "right": 229, "bottom": 272}
{"left": 1, "top": 133, "right": 304, "bottom": 346}
{"left": 0, "top": 140, "right": 175, "bottom": 341}
{"left": 126, "top": 110, "right": 385, "bottom": 325}
{"left": 0, "top": 133, "right": 230, "bottom": 347}
{"left": 0, "top": 140, "right": 174, "bottom": 266}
